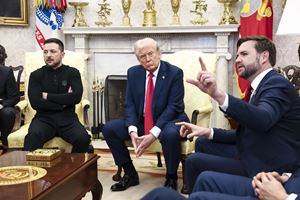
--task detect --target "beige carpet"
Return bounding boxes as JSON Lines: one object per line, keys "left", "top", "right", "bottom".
{"left": 98, "top": 150, "right": 182, "bottom": 177}
{"left": 82, "top": 148, "right": 185, "bottom": 200}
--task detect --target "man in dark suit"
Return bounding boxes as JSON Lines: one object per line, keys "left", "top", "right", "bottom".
{"left": 177, "top": 36, "right": 300, "bottom": 193}
{"left": 102, "top": 37, "right": 189, "bottom": 191}
{"left": 0, "top": 44, "right": 20, "bottom": 153}
{"left": 141, "top": 168, "right": 300, "bottom": 200}
{"left": 24, "top": 38, "right": 90, "bottom": 153}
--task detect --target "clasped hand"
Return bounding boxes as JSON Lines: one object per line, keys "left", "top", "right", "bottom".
{"left": 252, "top": 172, "right": 289, "bottom": 200}
{"left": 130, "top": 131, "right": 156, "bottom": 158}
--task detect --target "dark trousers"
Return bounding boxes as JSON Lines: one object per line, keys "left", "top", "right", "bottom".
{"left": 102, "top": 118, "right": 181, "bottom": 177}
{"left": 186, "top": 137, "right": 248, "bottom": 193}
{"left": 0, "top": 107, "right": 16, "bottom": 146}
{"left": 142, "top": 167, "right": 300, "bottom": 200}
{"left": 141, "top": 187, "right": 186, "bottom": 200}
{"left": 24, "top": 114, "right": 90, "bottom": 153}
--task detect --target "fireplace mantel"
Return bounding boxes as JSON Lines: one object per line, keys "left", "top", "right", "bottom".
{"left": 63, "top": 25, "right": 239, "bottom": 35}
{"left": 63, "top": 25, "right": 239, "bottom": 128}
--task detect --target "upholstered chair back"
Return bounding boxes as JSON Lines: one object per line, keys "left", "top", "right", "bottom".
{"left": 22, "top": 50, "right": 87, "bottom": 125}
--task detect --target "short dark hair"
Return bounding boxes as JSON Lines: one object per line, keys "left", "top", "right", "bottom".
{"left": 237, "top": 36, "right": 276, "bottom": 66}
{"left": 44, "top": 38, "right": 64, "bottom": 52}
{"left": 0, "top": 44, "right": 7, "bottom": 65}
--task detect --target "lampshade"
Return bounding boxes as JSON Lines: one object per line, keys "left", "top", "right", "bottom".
{"left": 277, "top": 0, "right": 300, "bottom": 35}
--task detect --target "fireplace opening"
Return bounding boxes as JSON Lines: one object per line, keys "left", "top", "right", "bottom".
{"left": 104, "top": 75, "right": 127, "bottom": 123}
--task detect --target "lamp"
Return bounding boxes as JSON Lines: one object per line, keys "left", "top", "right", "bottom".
{"left": 277, "top": 0, "right": 300, "bottom": 35}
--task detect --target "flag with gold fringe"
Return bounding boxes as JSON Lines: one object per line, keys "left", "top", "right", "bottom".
{"left": 34, "top": 0, "right": 67, "bottom": 50}
{"left": 236, "top": 0, "right": 273, "bottom": 98}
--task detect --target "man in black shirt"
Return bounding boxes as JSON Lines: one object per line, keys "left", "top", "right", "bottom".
{"left": 0, "top": 44, "right": 20, "bottom": 152}
{"left": 24, "top": 38, "right": 90, "bottom": 153}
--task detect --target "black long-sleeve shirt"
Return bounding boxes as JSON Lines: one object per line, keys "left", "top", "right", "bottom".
{"left": 28, "top": 64, "right": 83, "bottom": 115}
{"left": 0, "top": 65, "right": 20, "bottom": 107}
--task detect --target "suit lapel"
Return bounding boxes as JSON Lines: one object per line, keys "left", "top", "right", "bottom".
{"left": 153, "top": 61, "right": 167, "bottom": 109}
{"left": 251, "top": 70, "right": 277, "bottom": 103}
{"left": 137, "top": 67, "right": 147, "bottom": 117}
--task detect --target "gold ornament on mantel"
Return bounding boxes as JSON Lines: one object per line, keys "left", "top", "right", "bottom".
{"left": 69, "top": 1, "right": 89, "bottom": 27}
{"left": 95, "top": 0, "right": 112, "bottom": 27}
{"left": 190, "top": 0, "right": 208, "bottom": 25}
{"left": 170, "top": 0, "right": 181, "bottom": 25}
{"left": 121, "top": 0, "right": 132, "bottom": 26}
{"left": 143, "top": 0, "right": 157, "bottom": 27}
{"left": 217, "top": 0, "right": 238, "bottom": 25}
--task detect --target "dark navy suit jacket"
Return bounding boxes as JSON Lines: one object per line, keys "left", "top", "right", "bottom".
{"left": 0, "top": 65, "right": 19, "bottom": 107}
{"left": 124, "top": 60, "right": 188, "bottom": 132}
{"left": 213, "top": 70, "right": 300, "bottom": 177}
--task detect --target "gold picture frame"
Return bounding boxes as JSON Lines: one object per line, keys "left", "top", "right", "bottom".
{"left": 0, "top": 0, "right": 28, "bottom": 26}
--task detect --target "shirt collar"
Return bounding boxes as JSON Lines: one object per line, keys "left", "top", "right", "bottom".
{"left": 146, "top": 62, "right": 160, "bottom": 77}
{"left": 251, "top": 68, "right": 273, "bottom": 91}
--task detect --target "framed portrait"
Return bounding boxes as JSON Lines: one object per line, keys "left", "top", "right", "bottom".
{"left": 0, "top": 0, "right": 28, "bottom": 26}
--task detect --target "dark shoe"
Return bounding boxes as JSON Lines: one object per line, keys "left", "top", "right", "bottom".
{"left": 111, "top": 174, "right": 139, "bottom": 191}
{"left": 164, "top": 178, "right": 177, "bottom": 190}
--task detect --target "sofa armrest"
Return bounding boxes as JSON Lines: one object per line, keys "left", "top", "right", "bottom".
{"left": 13, "top": 100, "right": 29, "bottom": 131}
{"left": 81, "top": 99, "right": 90, "bottom": 130}
{"left": 191, "top": 104, "right": 213, "bottom": 125}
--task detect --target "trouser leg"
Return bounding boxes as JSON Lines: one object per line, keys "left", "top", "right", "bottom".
{"left": 102, "top": 119, "right": 132, "bottom": 165}
{"left": 159, "top": 122, "right": 181, "bottom": 178}
{"left": 186, "top": 152, "right": 247, "bottom": 193}
{"left": 58, "top": 117, "right": 90, "bottom": 153}
{"left": 24, "top": 117, "right": 56, "bottom": 151}
{"left": 0, "top": 107, "right": 16, "bottom": 146}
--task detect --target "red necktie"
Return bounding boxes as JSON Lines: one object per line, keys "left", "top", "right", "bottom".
{"left": 243, "top": 86, "right": 253, "bottom": 102}
{"left": 144, "top": 72, "right": 154, "bottom": 135}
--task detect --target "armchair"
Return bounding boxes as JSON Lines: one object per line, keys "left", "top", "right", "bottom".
{"left": 7, "top": 50, "right": 91, "bottom": 152}
{"left": 113, "top": 50, "right": 217, "bottom": 193}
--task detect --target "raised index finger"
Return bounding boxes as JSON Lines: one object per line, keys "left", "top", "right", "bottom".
{"left": 199, "top": 57, "right": 207, "bottom": 71}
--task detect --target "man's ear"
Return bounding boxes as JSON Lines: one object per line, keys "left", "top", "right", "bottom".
{"left": 261, "top": 51, "right": 269, "bottom": 63}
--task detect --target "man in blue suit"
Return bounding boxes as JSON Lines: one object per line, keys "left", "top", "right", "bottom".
{"left": 103, "top": 37, "right": 189, "bottom": 191}
{"left": 0, "top": 44, "right": 20, "bottom": 153}
{"left": 141, "top": 168, "right": 300, "bottom": 199}
{"left": 177, "top": 36, "right": 300, "bottom": 193}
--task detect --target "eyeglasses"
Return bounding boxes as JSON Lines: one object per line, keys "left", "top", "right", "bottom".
{"left": 138, "top": 51, "right": 155, "bottom": 61}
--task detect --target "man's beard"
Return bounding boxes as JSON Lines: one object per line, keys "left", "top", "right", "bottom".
{"left": 240, "top": 56, "right": 260, "bottom": 79}
{"left": 47, "top": 61, "right": 61, "bottom": 69}
{"left": 240, "top": 66, "right": 257, "bottom": 79}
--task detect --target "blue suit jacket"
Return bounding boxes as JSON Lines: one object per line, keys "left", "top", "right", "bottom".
{"left": 124, "top": 60, "right": 188, "bottom": 132}
{"left": 0, "top": 65, "right": 19, "bottom": 107}
{"left": 213, "top": 70, "right": 300, "bottom": 177}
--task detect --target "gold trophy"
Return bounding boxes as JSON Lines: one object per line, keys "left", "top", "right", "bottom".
{"left": 143, "top": 0, "right": 157, "bottom": 27}
{"left": 121, "top": 0, "right": 132, "bottom": 26}
{"left": 190, "top": 0, "right": 208, "bottom": 25}
{"left": 217, "top": 0, "right": 238, "bottom": 25}
{"left": 69, "top": 1, "right": 89, "bottom": 27}
{"left": 95, "top": 0, "right": 112, "bottom": 27}
{"left": 170, "top": 0, "right": 181, "bottom": 25}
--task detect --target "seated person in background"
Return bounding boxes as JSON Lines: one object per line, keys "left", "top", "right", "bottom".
{"left": 102, "top": 37, "right": 189, "bottom": 191}
{"left": 0, "top": 44, "right": 20, "bottom": 153}
{"left": 177, "top": 36, "right": 300, "bottom": 193}
{"left": 24, "top": 38, "right": 90, "bottom": 153}
{"left": 141, "top": 167, "right": 300, "bottom": 200}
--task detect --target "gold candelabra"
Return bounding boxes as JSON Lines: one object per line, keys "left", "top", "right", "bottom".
{"left": 143, "top": 0, "right": 157, "bottom": 27}
{"left": 69, "top": 1, "right": 89, "bottom": 27}
{"left": 121, "top": 0, "right": 132, "bottom": 26}
{"left": 217, "top": 0, "right": 238, "bottom": 25}
{"left": 95, "top": 0, "right": 112, "bottom": 27}
{"left": 170, "top": 0, "right": 181, "bottom": 25}
{"left": 190, "top": 0, "right": 208, "bottom": 25}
